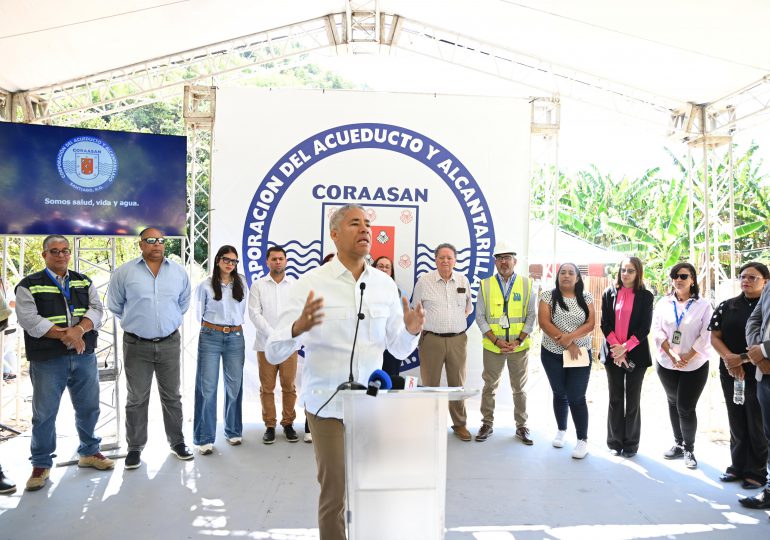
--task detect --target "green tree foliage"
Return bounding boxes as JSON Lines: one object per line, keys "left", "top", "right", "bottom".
{"left": 532, "top": 143, "right": 769, "bottom": 294}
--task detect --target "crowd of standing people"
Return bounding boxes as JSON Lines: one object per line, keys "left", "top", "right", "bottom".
{"left": 0, "top": 205, "right": 769, "bottom": 535}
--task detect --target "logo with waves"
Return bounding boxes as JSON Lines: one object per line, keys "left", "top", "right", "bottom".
{"left": 242, "top": 122, "right": 496, "bottom": 368}
{"left": 57, "top": 136, "right": 118, "bottom": 192}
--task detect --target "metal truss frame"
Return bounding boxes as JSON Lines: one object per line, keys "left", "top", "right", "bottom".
{"left": 671, "top": 103, "right": 737, "bottom": 300}
{"left": 529, "top": 97, "right": 561, "bottom": 283}
{"left": 72, "top": 237, "right": 121, "bottom": 451}
{"left": 4, "top": 16, "right": 339, "bottom": 125}
{"left": 4, "top": 5, "right": 770, "bottom": 302}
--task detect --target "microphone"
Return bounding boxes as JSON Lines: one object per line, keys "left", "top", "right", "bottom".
{"left": 366, "top": 369, "right": 392, "bottom": 397}
{"left": 337, "top": 282, "right": 367, "bottom": 391}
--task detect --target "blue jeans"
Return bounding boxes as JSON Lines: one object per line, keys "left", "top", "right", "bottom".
{"left": 540, "top": 347, "right": 592, "bottom": 440}
{"left": 29, "top": 352, "right": 101, "bottom": 468}
{"left": 193, "top": 327, "right": 245, "bottom": 445}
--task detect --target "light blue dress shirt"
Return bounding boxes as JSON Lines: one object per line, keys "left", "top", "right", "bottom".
{"left": 195, "top": 275, "right": 247, "bottom": 326}
{"left": 107, "top": 256, "right": 191, "bottom": 339}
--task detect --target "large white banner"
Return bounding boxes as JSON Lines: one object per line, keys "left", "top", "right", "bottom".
{"left": 211, "top": 88, "right": 530, "bottom": 371}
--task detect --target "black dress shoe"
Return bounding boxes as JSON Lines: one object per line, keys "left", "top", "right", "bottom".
{"left": 0, "top": 466, "right": 16, "bottom": 494}
{"left": 263, "top": 427, "right": 276, "bottom": 445}
{"left": 739, "top": 489, "right": 770, "bottom": 509}
{"left": 171, "top": 443, "right": 194, "bottom": 461}
{"left": 124, "top": 450, "right": 142, "bottom": 470}
{"left": 622, "top": 450, "right": 637, "bottom": 458}
{"left": 719, "top": 472, "right": 740, "bottom": 482}
{"left": 283, "top": 425, "right": 299, "bottom": 443}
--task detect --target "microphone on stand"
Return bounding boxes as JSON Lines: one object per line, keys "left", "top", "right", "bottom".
{"left": 337, "top": 282, "right": 367, "bottom": 391}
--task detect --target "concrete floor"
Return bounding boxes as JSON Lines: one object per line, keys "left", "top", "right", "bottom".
{"left": 1, "top": 354, "right": 769, "bottom": 540}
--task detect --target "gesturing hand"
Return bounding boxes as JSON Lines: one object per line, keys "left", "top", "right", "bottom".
{"left": 402, "top": 297, "right": 425, "bottom": 336}
{"left": 291, "top": 291, "right": 325, "bottom": 338}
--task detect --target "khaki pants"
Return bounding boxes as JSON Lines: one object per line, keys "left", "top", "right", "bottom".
{"left": 306, "top": 412, "right": 346, "bottom": 540}
{"left": 480, "top": 347, "right": 529, "bottom": 428}
{"left": 257, "top": 351, "right": 298, "bottom": 428}
{"left": 418, "top": 332, "right": 468, "bottom": 427}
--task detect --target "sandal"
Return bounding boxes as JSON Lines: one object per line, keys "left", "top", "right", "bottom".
{"left": 719, "top": 472, "right": 740, "bottom": 482}
{"left": 742, "top": 478, "right": 764, "bottom": 489}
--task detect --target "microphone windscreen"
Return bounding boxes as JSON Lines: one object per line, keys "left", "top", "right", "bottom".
{"left": 368, "top": 369, "right": 392, "bottom": 390}
{"left": 360, "top": 282, "right": 366, "bottom": 291}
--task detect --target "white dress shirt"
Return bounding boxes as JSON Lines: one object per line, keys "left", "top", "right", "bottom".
{"left": 248, "top": 273, "right": 295, "bottom": 352}
{"left": 265, "top": 256, "right": 419, "bottom": 419}
{"left": 412, "top": 270, "right": 472, "bottom": 334}
{"left": 652, "top": 295, "right": 713, "bottom": 371}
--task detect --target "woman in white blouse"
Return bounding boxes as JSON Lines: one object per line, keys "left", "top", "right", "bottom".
{"left": 651, "top": 262, "right": 713, "bottom": 469}
{"left": 538, "top": 263, "right": 596, "bottom": 459}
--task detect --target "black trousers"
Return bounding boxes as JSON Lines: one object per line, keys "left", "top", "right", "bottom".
{"left": 605, "top": 361, "right": 647, "bottom": 453}
{"left": 381, "top": 350, "right": 401, "bottom": 383}
{"left": 656, "top": 362, "right": 709, "bottom": 452}
{"left": 719, "top": 364, "right": 768, "bottom": 483}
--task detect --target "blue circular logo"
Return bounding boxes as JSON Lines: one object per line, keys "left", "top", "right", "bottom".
{"left": 57, "top": 136, "right": 118, "bottom": 192}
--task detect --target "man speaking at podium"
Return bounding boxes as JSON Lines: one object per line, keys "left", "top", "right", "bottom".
{"left": 266, "top": 204, "right": 425, "bottom": 540}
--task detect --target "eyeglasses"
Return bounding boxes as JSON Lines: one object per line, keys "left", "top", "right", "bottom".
{"left": 672, "top": 273, "right": 691, "bottom": 281}
{"left": 495, "top": 255, "right": 515, "bottom": 262}
{"left": 738, "top": 274, "right": 762, "bottom": 283}
{"left": 220, "top": 256, "right": 239, "bottom": 265}
{"left": 142, "top": 237, "right": 165, "bottom": 245}
{"left": 46, "top": 248, "right": 71, "bottom": 257}
{"left": 620, "top": 268, "right": 636, "bottom": 274}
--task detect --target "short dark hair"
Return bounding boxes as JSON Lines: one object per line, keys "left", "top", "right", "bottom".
{"left": 669, "top": 262, "right": 699, "bottom": 299}
{"left": 434, "top": 243, "right": 457, "bottom": 258}
{"left": 266, "top": 245, "right": 286, "bottom": 259}
{"left": 739, "top": 261, "right": 770, "bottom": 280}
{"left": 139, "top": 227, "right": 163, "bottom": 239}
{"left": 42, "top": 235, "right": 68, "bottom": 251}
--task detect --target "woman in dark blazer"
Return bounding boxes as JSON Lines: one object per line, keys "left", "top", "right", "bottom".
{"left": 600, "top": 256, "right": 654, "bottom": 457}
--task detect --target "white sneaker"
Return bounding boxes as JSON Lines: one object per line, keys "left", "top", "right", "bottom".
{"left": 572, "top": 440, "right": 588, "bottom": 459}
{"left": 552, "top": 430, "right": 567, "bottom": 448}
{"left": 197, "top": 443, "right": 214, "bottom": 455}
{"left": 304, "top": 432, "right": 313, "bottom": 443}
{"left": 226, "top": 437, "right": 242, "bottom": 446}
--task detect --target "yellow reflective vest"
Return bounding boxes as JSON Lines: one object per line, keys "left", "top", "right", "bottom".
{"left": 481, "top": 274, "right": 531, "bottom": 353}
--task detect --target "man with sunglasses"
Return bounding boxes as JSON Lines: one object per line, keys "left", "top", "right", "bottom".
{"left": 15, "top": 234, "right": 114, "bottom": 491}
{"left": 474, "top": 242, "right": 536, "bottom": 444}
{"left": 248, "top": 245, "right": 300, "bottom": 444}
{"left": 108, "top": 227, "right": 192, "bottom": 469}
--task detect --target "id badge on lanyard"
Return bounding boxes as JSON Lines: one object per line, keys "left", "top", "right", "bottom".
{"left": 671, "top": 299, "right": 694, "bottom": 347}
{"left": 499, "top": 315, "right": 510, "bottom": 329}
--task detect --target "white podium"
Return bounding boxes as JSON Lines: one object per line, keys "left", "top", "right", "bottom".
{"left": 341, "top": 388, "right": 477, "bottom": 540}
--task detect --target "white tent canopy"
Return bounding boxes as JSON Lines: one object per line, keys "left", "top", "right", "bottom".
{"left": 1, "top": 0, "right": 769, "bottom": 110}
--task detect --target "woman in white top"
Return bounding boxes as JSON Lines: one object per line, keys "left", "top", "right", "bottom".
{"left": 538, "top": 263, "right": 596, "bottom": 459}
{"left": 193, "top": 245, "right": 248, "bottom": 455}
{"left": 651, "top": 262, "right": 713, "bottom": 470}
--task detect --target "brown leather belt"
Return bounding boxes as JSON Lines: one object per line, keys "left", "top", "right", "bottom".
{"left": 202, "top": 321, "right": 242, "bottom": 333}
